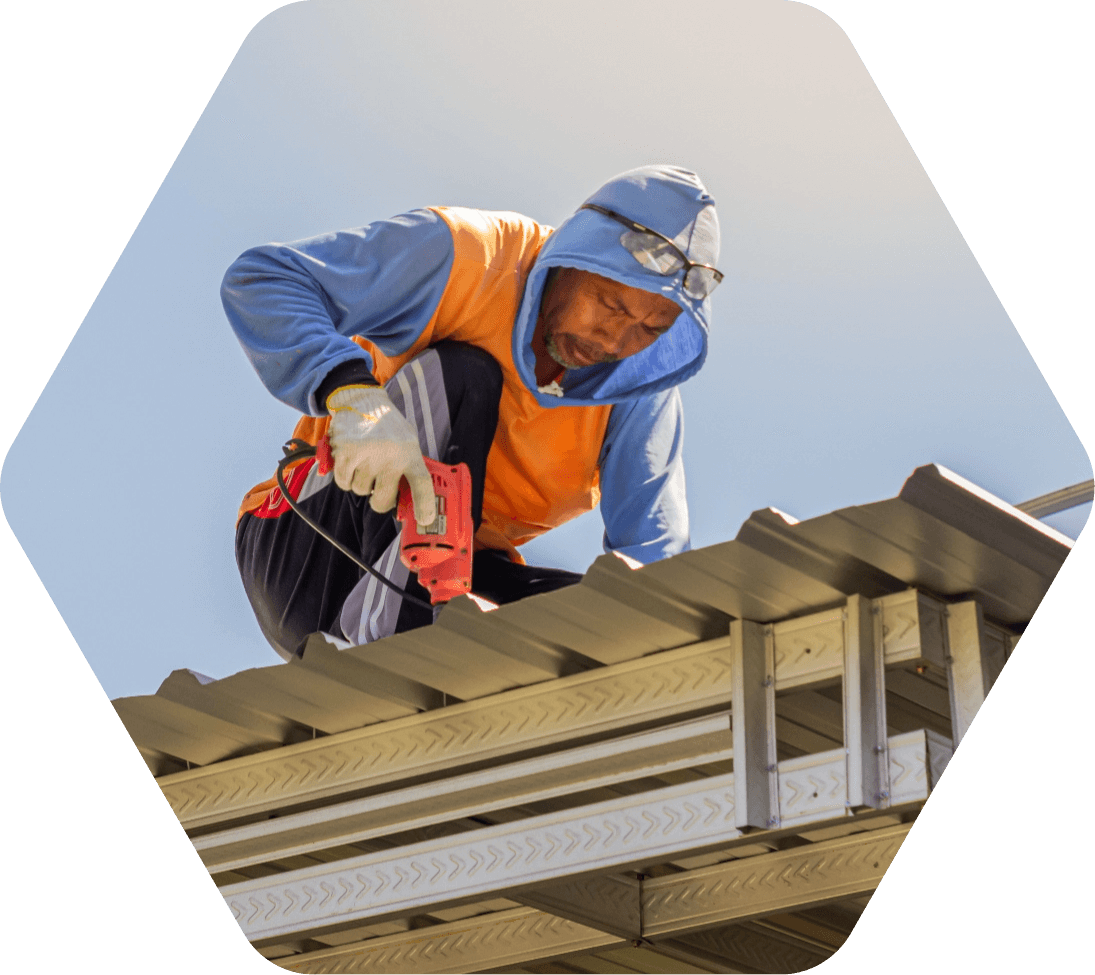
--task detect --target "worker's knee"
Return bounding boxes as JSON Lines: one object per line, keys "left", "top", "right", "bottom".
{"left": 431, "top": 341, "right": 503, "bottom": 402}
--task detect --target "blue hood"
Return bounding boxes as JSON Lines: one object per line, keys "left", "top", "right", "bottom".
{"left": 513, "top": 165, "right": 720, "bottom": 407}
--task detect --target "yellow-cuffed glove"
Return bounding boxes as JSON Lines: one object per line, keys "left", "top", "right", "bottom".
{"left": 326, "top": 384, "right": 436, "bottom": 525}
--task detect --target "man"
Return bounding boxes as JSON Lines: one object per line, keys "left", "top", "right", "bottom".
{"left": 223, "top": 164, "right": 721, "bottom": 660}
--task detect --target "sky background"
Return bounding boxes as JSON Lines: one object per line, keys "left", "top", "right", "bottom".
{"left": 3, "top": 0, "right": 1089, "bottom": 701}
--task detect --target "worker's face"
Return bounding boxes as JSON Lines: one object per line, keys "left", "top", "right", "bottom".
{"left": 538, "top": 268, "right": 681, "bottom": 369}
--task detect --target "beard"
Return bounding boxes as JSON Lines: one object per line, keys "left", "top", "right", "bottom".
{"left": 544, "top": 328, "right": 618, "bottom": 368}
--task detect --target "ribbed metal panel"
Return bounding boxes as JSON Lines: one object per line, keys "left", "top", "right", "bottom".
{"left": 113, "top": 464, "right": 1071, "bottom": 772}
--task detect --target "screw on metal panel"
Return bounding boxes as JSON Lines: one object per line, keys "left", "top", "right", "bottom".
{"left": 873, "top": 745, "right": 885, "bottom": 753}
{"left": 766, "top": 817, "right": 779, "bottom": 828}
{"left": 763, "top": 677, "right": 773, "bottom": 688}
{"left": 766, "top": 764, "right": 777, "bottom": 772}
{"left": 872, "top": 605, "right": 881, "bottom": 615}
{"left": 875, "top": 791, "right": 890, "bottom": 801}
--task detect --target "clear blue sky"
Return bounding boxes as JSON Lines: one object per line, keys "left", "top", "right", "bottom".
{"left": 3, "top": 0, "right": 1089, "bottom": 699}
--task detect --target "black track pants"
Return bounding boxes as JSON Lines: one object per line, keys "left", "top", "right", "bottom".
{"left": 235, "top": 342, "right": 583, "bottom": 660}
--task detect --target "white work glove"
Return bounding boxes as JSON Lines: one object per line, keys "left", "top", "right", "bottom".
{"left": 326, "top": 384, "right": 436, "bottom": 525}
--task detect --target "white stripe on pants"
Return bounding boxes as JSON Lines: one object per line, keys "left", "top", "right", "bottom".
{"left": 337, "top": 348, "right": 452, "bottom": 645}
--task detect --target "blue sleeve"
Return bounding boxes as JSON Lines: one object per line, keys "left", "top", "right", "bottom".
{"left": 598, "top": 388, "right": 690, "bottom": 564}
{"left": 221, "top": 208, "right": 455, "bottom": 415}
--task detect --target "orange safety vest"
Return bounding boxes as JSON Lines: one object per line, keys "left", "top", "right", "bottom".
{"left": 238, "top": 206, "right": 613, "bottom": 564}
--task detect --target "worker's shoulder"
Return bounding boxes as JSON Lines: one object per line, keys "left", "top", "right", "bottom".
{"left": 429, "top": 206, "right": 552, "bottom": 264}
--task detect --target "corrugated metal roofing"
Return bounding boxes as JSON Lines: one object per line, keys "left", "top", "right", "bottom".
{"left": 107, "top": 461, "right": 1075, "bottom": 974}
{"left": 113, "top": 464, "right": 1072, "bottom": 775}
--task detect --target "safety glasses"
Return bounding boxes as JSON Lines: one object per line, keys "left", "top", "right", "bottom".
{"left": 580, "top": 203, "right": 723, "bottom": 300}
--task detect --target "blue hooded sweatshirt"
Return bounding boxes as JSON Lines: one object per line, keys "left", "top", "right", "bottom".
{"left": 223, "top": 165, "right": 720, "bottom": 564}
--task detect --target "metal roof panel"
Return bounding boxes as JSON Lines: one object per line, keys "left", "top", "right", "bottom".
{"left": 113, "top": 465, "right": 1072, "bottom": 770}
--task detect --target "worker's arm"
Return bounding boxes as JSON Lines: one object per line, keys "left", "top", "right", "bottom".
{"left": 597, "top": 388, "right": 690, "bottom": 565}
{"left": 221, "top": 208, "right": 454, "bottom": 416}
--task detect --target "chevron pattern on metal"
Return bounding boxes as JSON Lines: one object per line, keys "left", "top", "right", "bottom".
{"left": 223, "top": 735, "right": 929, "bottom": 943}
{"left": 195, "top": 714, "right": 732, "bottom": 874}
{"left": 877, "top": 590, "right": 948, "bottom": 668}
{"left": 275, "top": 907, "right": 617, "bottom": 975}
{"left": 162, "top": 638, "right": 734, "bottom": 829}
{"left": 270, "top": 832, "right": 898, "bottom": 970}
{"left": 771, "top": 608, "right": 846, "bottom": 689}
{"left": 224, "top": 774, "right": 743, "bottom": 942}
{"left": 777, "top": 751, "right": 850, "bottom": 826}
{"left": 640, "top": 823, "right": 911, "bottom": 937}
{"left": 886, "top": 730, "right": 935, "bottom": 804}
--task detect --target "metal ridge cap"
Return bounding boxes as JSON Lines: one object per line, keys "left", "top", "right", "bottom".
{"left": 898, "top": 464, "right": 1073, "bottom": 569}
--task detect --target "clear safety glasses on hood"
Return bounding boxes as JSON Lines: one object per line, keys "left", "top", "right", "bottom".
{"left": 513, "top": 165, "right": 721, "bottom": 407}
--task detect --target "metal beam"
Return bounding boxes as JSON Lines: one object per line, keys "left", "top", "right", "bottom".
{"left": 163, "top": 594, "right": 947, "bottom": 831}
{"left": 162, "top": 636, "right": 735, "bottom": 830}
{"left": 274, "top": 907, "right": 619, "bottom": 974}
{"left": 640, "top": 823, "right": 911, "bottom": 937}
{"left": 271, "top": 826, "right": 909, "bottom": 972}
{"left": 197, "top": 714, "right": 732, "bottom": 874}
{"left": 224, "top": 770, "right": 744, "bottom": 944}
{"left": 843, "top": 595, "right": 887, "bottom": 809}
{"left": 223, "top": 737, "right": 933, "bottom": 944}
{"left": 730, "top": 619, "right": 772, "bottom": 830}
{"left": 945, "top": 601, "right": 990, "bottom": 744}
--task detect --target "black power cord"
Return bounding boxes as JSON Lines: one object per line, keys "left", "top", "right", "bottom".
{"left": 275, "top": 438, "right": 435, "bottom": 612}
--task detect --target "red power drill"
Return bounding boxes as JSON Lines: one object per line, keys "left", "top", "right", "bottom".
{"left": 315, "top": 436, "right": 473, "bottom": 605}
